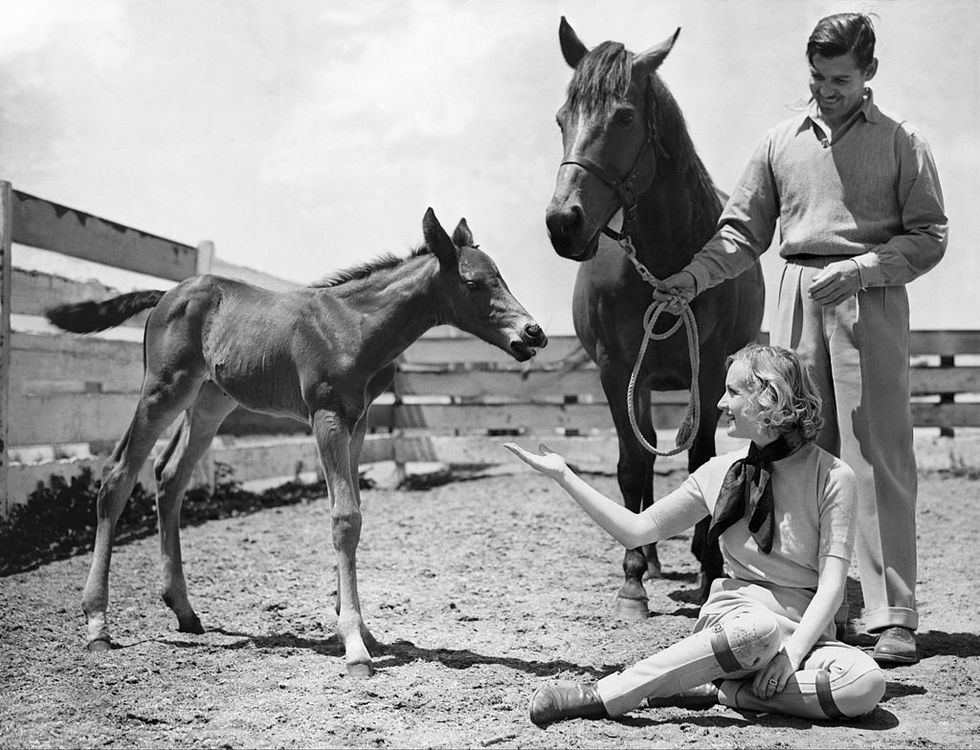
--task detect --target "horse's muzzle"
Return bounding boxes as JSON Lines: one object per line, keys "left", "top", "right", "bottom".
{"left": 546, "top": 206, "right": 599, "bottom": 261}
{"left": 510, "top": 323, "right": 548, "bottom": 361}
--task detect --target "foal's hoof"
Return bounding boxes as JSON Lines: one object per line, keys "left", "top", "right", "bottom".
{"left": 178, "top": 615, "right": 205, "bottom": 635}
{"left": 644, "top": 561, "right": 663, "bottom": 580}
{"left": 347, "top": 661, "right": 375, "bottom": 678}
{"left": 613, "top": 597, "right": 649, "bottom": 620}
{"left": 86, "top": 637, "right": 114, "bottom": 652}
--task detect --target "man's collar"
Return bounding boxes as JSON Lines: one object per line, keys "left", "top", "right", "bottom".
{"left": 805, "top": 88, "right": 879, "bottom": 127}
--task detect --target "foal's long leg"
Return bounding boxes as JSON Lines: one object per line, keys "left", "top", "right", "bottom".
{"left": 312, "top": 408, "right": 374, "bottom": 676}
{"left": 345, "top": 412, "right": 380, "bottom": 653}
{"left": 81, "top": 375, "right": 204, "bottom": 650}
{"left": 153, "top": 382, "right": 237, "bottom": 634}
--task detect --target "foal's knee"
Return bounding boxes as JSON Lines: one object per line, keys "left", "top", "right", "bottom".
{"left": 331, "top": 506, "right": 363, "bottom": 550}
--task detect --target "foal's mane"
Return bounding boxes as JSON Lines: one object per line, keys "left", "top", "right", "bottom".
{"left": 567, "top": 40, "right": 721, "bottom": 232}
{"left": 311, "top": 245, "right": 432, "bottom": 288}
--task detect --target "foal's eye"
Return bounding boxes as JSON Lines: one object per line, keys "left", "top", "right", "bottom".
{"left": 464, "top": 279, "right": 480, "bottom": 291}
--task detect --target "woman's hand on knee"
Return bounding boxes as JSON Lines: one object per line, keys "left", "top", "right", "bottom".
{"left": 751, "top": 647, "right": 799, "bottom": 699}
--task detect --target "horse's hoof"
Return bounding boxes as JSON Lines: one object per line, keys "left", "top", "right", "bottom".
{"left": 347, "top": 661, "right": 375, "bottom": 678}
{"left": 86, "top": 638, "right": 113, "bottom": 652}
{"left": 614, "top": 597, "right": 649, "bottom": 620}
{"left": 644, "top": 561, "right": 664, "bottom": 580}
{"left": 178, "top": 616, "right": 205, "bottom": 635}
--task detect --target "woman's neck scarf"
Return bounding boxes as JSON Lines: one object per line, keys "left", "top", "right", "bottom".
{"left": 706, "top": 434, "right": 803, "bottom": 554}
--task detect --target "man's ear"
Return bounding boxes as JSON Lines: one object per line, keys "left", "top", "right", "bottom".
{"left": 864, "top": 57, "right": 878, "bottom": 81}
{"left": 559, "top": 16, "right": 588, "bottom": 69}
{"left": 422, "top": 207, "right": 457, "bottom": 271}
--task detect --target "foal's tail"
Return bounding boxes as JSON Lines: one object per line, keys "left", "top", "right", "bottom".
{"left": 46, "top": 290, "right": 166, "bottom": 334}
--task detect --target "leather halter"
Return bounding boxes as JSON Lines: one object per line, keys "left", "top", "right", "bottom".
{"left": 559, "top": 128, "right": 658, "bottom": 243}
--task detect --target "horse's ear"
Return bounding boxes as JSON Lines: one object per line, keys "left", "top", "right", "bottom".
{"left": 633, "top": 27, "right": 680, "bottom": 74}
{"left": 452, "top": 218, "right": 475, "bottom": 248}
{"left": 559, "top": 16, "right": 588, "bottom": 68}
{"left": 422, "top": 207, "right": 457, "bottom": 270}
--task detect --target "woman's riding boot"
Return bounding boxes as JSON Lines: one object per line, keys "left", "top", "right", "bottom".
{"left": 529, "top": 682, "right": 608, "bottom": 725}
{"left": 646, "top": 681, "right": 721, "bottom": 709}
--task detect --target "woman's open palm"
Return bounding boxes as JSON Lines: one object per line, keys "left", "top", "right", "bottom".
{"left": 502, "top": 442, "right": 568, "bottom": 481}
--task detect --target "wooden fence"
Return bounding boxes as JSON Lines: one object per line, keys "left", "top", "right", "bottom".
{"left": 2, "top": 180, "right": 978, "bottom": 517}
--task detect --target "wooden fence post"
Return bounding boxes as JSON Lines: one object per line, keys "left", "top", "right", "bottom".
{"left": 0, "top": 183, "right": 12, "bottom": 515}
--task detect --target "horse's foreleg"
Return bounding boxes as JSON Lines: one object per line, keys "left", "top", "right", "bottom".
{"left": 689, "top": 359, "right": 724, "bottom": 603}
{"left": 314, "top": 409, "right": 373, "bottom": 676}
{"left": 153, "top": 383, "right": 236, "bottom": 634}
{"left": 603, "top": 364, "right": 654, "bottom": 620}
{"left": 82, "top": 382, "right": 196, "bottom": 650}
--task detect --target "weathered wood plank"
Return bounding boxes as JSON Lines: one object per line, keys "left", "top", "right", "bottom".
{"left": 910, "top": 402, "right": 980, "bottom": 428}
{"left": 401, "top": 335, "right": 584, "bottom": 366}
{"left": 10, "top": 333, "right": 145, "bottom": 396}
{"left": 11, "top": 190, "right": 198, "bottom": 281}
{"left": 909, "top": 330, "right": 980, "bottom": 356}
{"left": 10, "top": 392, "right": 137, "bottom": 445}
{"left": 911, "top": 366, "right": 980, "bottom": 395}
{"left": 381, "top": 402, "right": 693, "bottom": 433}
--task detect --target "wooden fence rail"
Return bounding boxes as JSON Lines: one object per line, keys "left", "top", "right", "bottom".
{"left": 2, "top": 180, "right": 978, "bottom": 518}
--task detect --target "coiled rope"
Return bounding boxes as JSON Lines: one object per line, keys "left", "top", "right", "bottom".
{"left": 618, "top": 236, "right": 701, "bottom": 457}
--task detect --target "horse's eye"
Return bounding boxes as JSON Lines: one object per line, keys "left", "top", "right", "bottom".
{"left": 464, "top": 280, "right": 480, "bottom": 291}
{"left": 614, "top": 109, "right": 635, "bottom": 126}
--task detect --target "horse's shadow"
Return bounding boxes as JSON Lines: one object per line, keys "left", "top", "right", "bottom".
{"left": 162, "top": 627, "right": 611, "bottom": 679}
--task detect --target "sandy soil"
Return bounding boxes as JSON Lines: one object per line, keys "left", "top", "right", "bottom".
{"left": 2, "top": 466, "right": 979, "bottom": 749}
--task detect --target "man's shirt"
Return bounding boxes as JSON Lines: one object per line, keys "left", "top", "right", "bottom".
{"left": 686, "top": 89, "right": 948, "bottom": 291}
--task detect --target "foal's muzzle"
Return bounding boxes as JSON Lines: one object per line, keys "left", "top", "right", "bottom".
{"left": 510, "top": 323, "right": 548, "bottom": 361}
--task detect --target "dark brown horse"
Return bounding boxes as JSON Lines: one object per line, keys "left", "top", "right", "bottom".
{"left": 46, "top": 208, "right": 547, "bottom": 675}
{"left": 545, "top": 18, "right": 764, "bottom": 616}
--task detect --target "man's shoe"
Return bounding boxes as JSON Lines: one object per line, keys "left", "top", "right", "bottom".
{"left": 529, "top": 682, "right": 607, "bottom": 725}
{"left": 872, "top": 626, "right": 919, "bottom": 665}
{"left": 646, "top": 682, "right": 720, "bottom": 710}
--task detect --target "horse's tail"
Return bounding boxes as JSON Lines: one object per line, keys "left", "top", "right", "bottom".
{"left": 46, "top": 290, "right": 166, "bottom": 334}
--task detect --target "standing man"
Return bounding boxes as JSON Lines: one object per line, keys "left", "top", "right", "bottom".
{"left": 653, "top": 12, "right": 947, "bottom": 665}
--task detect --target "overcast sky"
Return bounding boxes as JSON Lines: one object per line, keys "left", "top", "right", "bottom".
{"left": 2, "top": 0, "right": 977, "bottom": 334}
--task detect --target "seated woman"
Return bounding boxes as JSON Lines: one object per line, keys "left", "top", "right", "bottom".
{"left": 504, "top": 344, "right": 885, "bottom": 725}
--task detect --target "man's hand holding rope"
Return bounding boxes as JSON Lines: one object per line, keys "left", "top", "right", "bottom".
{"left": 651, "top": 269, "right": 699, "bottom": 314}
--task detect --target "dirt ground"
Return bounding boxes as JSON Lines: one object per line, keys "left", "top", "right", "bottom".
{"left": 2, "top": 462, "right": 979, "bottom": 749}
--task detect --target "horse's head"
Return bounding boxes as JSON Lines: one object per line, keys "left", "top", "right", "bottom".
{"left": 423, "top": 208, "right": 547, "bottom": 362}
{"left": 546, "top": 17, "right": 680, "bottom": 261}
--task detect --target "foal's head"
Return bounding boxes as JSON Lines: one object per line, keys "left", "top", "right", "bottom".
{"left": 422, "top": 208, "right": 547, "bottom": 362}
{"left": 546, "top": 17, "right": 681, "bottom": 261}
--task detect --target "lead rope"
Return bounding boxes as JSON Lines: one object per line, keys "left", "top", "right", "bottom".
{"left": 617, "top": 232, "right": 701, "bottom": 457}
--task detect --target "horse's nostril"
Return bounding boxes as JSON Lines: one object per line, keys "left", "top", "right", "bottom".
{"left": 545, "top": 205, "right": 583, "bottom": 240}
{"left": 524, "top": 323, "right": 547, "bottom": 346}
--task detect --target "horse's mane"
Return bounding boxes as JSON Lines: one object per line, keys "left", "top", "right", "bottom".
{"left": 567, "top": 40, "right": 721, "bottom": 233}
{"left": 311, "top": 245, "right": 432, "bottom": 288}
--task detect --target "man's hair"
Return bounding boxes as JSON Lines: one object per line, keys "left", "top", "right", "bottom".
{"left": 727, "top": 344, "right": 824, "bottom": 441}
{"left": 806, "top": 12, "right": 877, "bottom": 68}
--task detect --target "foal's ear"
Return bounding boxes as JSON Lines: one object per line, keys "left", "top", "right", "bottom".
{"left": 633, "top": 27, "right": 681, "bottom": 74}
{"left": 559, "top": 16, "right": 588, "bottom": 68}
{"left": 452, "top": 218, "right": 475, "bottom": 248}
{"left": 422, "top": 207, "right": 458, "bottom": 270}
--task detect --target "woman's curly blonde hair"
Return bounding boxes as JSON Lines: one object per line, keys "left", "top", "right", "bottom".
{"left": 728, "top": 344, "right": 824, "bottom": 441}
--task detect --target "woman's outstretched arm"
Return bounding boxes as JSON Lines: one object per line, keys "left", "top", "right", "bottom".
{"left": 503, "top": 442, "right": 706, "bottom": 549}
